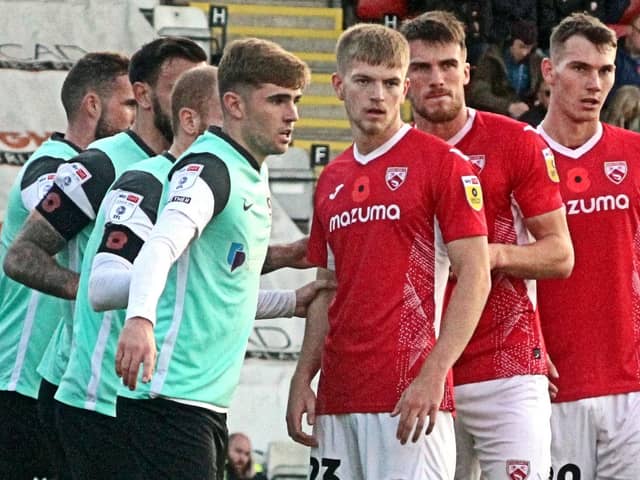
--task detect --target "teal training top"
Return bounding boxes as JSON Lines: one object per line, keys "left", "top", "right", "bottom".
{"left": 55, "top": 153, "right": 174, "bottom": 416}
{"left": 37, "top": 130, "right": 155, "bottom": 386}
{"left": 120, "top": 127, "right": 271, "bottom": 409}
{"left": 0, "top": 133, "right": 81, "bottom": 398}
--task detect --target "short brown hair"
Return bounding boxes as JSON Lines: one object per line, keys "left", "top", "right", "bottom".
{"left": 217, "top": 38, "right": 310, "bottom": 97}
{"left": 550, "top": 13, "right": 617, "bottom": 59}
{"left": 336, "top": 23, "right": 409, "bottom": 76}
{"left": 170, "top": 65, "right": 219, "bottom": 133}
{"left": 400, "top": 10, "right": 466, "bottom": 55}
{"left": 61, "top": 52, "right": 129, "bottom": 122}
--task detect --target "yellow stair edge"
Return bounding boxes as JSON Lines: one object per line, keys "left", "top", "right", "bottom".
{"left": 227, "top": 25, "right": 341, "bottom": 39}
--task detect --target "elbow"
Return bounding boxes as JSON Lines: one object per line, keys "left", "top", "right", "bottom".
{"left": 3, "top": 246, "right": 24, "bottom": 283}
{"left": 88, "top": 276, "right": 113, "bottom": 312}
{"left": 556, "top": 244, "right": 575, "bottom": 279}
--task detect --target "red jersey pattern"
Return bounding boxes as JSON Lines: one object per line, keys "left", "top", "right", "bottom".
{"left": 307, "top": 124, "right": 487, "bottom": 415}
{"left": 448, "top": 110, "right": 564, "bottom": 385}
{"left": 537, "top": 123, "right": 640, "bottom": 402}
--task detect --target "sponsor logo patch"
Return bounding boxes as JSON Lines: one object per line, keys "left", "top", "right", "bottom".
{"left": 461, "top": 175, "right": 483, "bottom": 211}
{"left": 385, "top": 167, "right": 407, "bottom": 191}
{"left": 108, "top": 191, "right": 143, "bottom": 223}
{"left": 604, "top": 161, "right": 627, "bottom": 184}
{"left": 543, "top": 148, "right": 559, "bottom": 183}
{"left": 36, "top": 173, "right": 57, "bottom": 199}
{"left": 57, "top": 162, "right": 92, "bottom": 193}
{"left": 506, "top": 460, "right": 530, "bottom": 480}
{"left": 170, "top": 195, "right": 191, "bottom": 204}
{"left": 227, "top": 242, "right": 246, "bottom": 272}
{"left": 173, "top": 163, "right": 204, "bottom": 191}
{"left": 468, "top": 154, "right": 485, "bottom": 173}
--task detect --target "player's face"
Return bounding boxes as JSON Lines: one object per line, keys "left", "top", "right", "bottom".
{"left": 333, "top": 60, "right": 408, "bottom": 139}
{"left": 94, "top": 74, "right": 136, "bottom": 140}
{"left": 152, "top": 57, "right": 205, "bottom": 143}
{"left": 406, "top": 40, "right": 469, "bottom": 124}
{"left": 545, "top": 35, "right": 616, "bottom": 123}
{"left": 240, "top": 83, "right": 301, "bottom": 158}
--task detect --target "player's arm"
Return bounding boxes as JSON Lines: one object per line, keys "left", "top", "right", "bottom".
{"left": 392, "top": 236, "right": 490, "bottom": 444}
{"left": 116, "top": 153, "right": 230, "bottom": 389}
{"left": 490, "top": 206, "right": 574, "bottom": 279}
{"left": 3, "top": 210, "right": 78, "bottom": 299}
{"left": 286, "top": 267, "right": 335, "bottom": 447}
{"left": 89, "top": 170, "right": 165, "bottom": 311}
{"left": 256, "top": 279, "right": 336, "bottom": 319}
{"left": 3, "top": 151, "right": 113, "bottom": 299}
{"left": 262, "top": 236, "right": 313, "bottom": 273}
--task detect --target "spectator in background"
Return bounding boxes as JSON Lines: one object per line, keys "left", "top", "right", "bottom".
{"left": 489, "top": 0, "right": 537, "bottom": 46}
{"left": 410, "top": 1, "right": 493, "bottom": 65}
{"left": 602, "top": 84, "right": 640, "bottom": 132}
{"left": 538, "top": 1, "right": 607, "bottom": 52}
{"left": 611, "top": 11, "right": 640, "bottom": 100}
{"left": 225, "top": 433, "right": 267, "bottom": 480}
{"left": 468, "top": 19, "right": 543, "bottom": 118}
{"left": 519, "top": 78, "right": 551, "bottom": 126}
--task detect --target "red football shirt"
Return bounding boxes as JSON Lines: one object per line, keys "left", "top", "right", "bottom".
{"left": 449, "top": 109, "right": 564, "bottom": 385}
{"left": 308, "top": 124, "right": 488, "bottom": 415}
{"left": 537, "top": 122, "right": 640, "bottom": 402}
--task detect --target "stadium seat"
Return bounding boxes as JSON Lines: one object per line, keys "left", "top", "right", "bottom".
{"left": 356, "top": 0, "right": 408, "bottom": 21}
{"left": 266, "top": 441, "right": 309, "bottom": 479}
{"left": 152, "top": 5, "right": 213, "bottom": 61}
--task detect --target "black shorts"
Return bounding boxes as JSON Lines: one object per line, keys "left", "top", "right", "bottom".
{"left": 118, "top": 396, "right": 228, "bottom": 480}
{"left": 0, "top": 389, "right": 55, "bottom": 479}
{"left": 37, "top": 379, "right": 72, "bottom": 479}
{"left": 55, "top": 399, "right": 141, "bottom": 479}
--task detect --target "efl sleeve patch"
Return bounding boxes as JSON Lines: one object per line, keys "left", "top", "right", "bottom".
{"left": 461, "top": 175, "right": 483, "bottom": 212}
{"left": 20, "top": 156, "right": 66, "bottom": 210}
{"left": 542, "top": 147, "right": 560, "bottom": 183}
{"left": 107, "top": 192, "right": 144, "bottom": 224}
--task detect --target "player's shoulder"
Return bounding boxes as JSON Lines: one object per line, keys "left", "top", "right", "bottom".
{"left": 602, "top": 122, "right": 640, "bottom": 145}
{"left": 405, "top": 126, "right": 452, "bottom": 154}
{"left": 475, "top": 110, "right": 539, "bottom": 138}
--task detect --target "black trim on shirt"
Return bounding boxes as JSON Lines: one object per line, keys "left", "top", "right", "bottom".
{"left": 70, "top": 149, "right": 117, "bottom": 214}
{"left": 110, "top": 170, "right": 164, "bottom": 224}
{"left": 20, "top": 156, "right": 66, "bottom": 190}
{"left": 125, "top": 130, "right": 157, "bottom": 157}
{"left": 168, "top": 153, "right": 231, "bottom": 217}
{"left": 51, "top": 132, "right": 82, "bottom": 153}
{"left": 206, "top": 125, "right": 260, "bottom": 172}
{"left": 160, "top": 151, "right": 176, "bottom": 163}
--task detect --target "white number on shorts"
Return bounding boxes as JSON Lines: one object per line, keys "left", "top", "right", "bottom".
{"left": 550, "top": 463, "right": 581, "bottom": 480}
{"left": 310, "top": 457, "right": 340, "bottom": 480}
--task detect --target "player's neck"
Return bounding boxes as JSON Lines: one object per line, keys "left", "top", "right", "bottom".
{"left": 541, "top": 106, "right": 600, "bottom": 149}
{"left": 353, "top": 116, "right": 404, "bottom": 155}
{"left": 131, "top": 112, "right": 170, "bottom": 155}
{"left": 413, "top": 107, "right": 468, "bottom": 143}
{"left": 168, "top": 131, "right": 197, "bottom": 159}
{"left": 64, "top": 120, "right": 96, "bottom": 150}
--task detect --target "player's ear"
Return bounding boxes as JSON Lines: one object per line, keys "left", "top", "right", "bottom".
{"left": 83, "top": 91, "right": 101, "bottom": 120}
{"left": 541, "top": 58, "right": 554, "bottom": 84}
{"left": 332, "top": 72, "right": 345, "bottom": 100}
{"left": 179, "top": 107, "right": 199, "bottom": 136}
{"left": 133, "top": 81, "right": 152, "bottom": 111}
{"left": 222, "top": 91, "right": 244, "bottom": 120}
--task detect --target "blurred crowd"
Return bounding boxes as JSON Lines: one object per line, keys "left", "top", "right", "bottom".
{"left": 343, "top": 0, "right": 640, "bottom": 131}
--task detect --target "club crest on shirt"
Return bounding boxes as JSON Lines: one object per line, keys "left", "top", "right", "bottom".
{"left": 461, "top": 175, "right": 483, "bottom": 211}
{"left": 506, "top": 460, "right": 530, "bottom": 480}
{"left": 108, "top": 191, "right": 142, "bottom": 223}
{"left": 604, "top": 161, "right": 627, "bottom": 184}
{"left": 173, "top": 163, "right": 204, "bottom": 191}
{"left": 542, "top": 148, "right": 560, "bottom": 183}
{"left": 468, "top": 154, "right": 485, "bottom": 173}
{"left": 385, "top": 167, "right": 407, "bottom": 191}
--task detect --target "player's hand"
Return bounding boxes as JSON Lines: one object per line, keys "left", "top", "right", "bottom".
{"left": 546, "top": 354, "right": 559, "bottom": 399}
{"left": 115, "top": 316, "right": 156, "bottom": 390}
{"left": 286, "top": 373, "right": 318, "bottom": 447}
{"left": 390, "top": 375, "right": 443, "bottom": 445}
{"left": 294, "top": 279, "right": 337, "bottom": 317}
